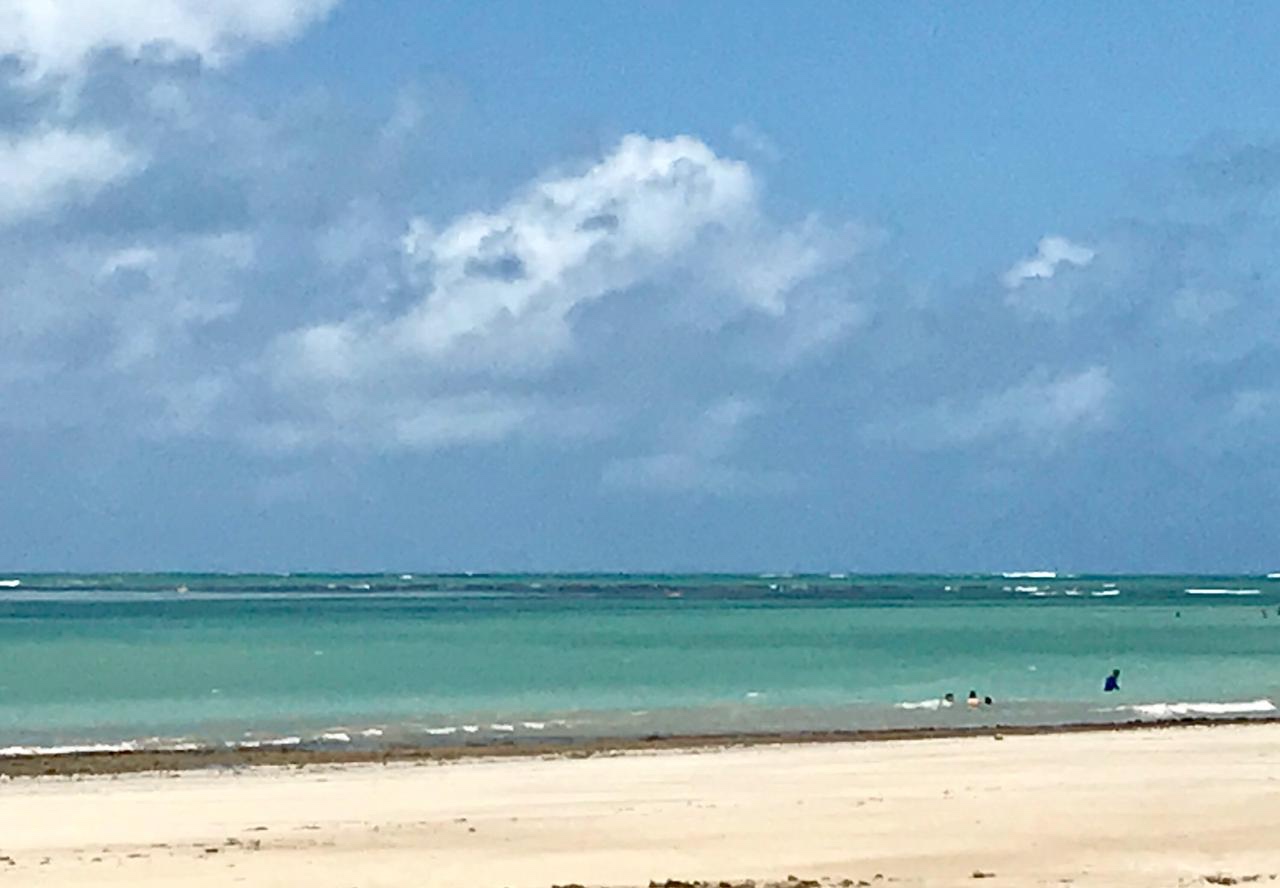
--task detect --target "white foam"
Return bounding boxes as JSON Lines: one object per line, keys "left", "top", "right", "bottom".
{"left": 399, "top": 574, "right": 414, "bottom": 580}
{"left": 1002, "top": 571, "right": 1057, "bottom": 579}
{"left": 1268, "top": 572, "right": 1280, "bottom": 579}
{"left": 231, "top": 737, "right": 301, "bottom": 749}
{"left": 318, "top": 732, "right": 351, "bottom": 743}
{"left": 490, "top": 723, "right": 515, "bottom": 732}
{"left": 1185, "top": 588, "right": 1260, "bottom": 596}
{"left": 348, "top": 583, "right": 372, "bottom": 590}
{"left": 1014, "top": 585, "right": 1041, "bottom": 592}
{"left": 424, "top": 727, "right": 457, "bottom": 736}
{"left": 0, "top": 579, "right": 21, "bottom": 588}
{"left": 1115, "top": 699, "right": 1276, "bottom": 718}
{"left": 897, "top": 699, "right": 944, "bottom": 711}
{"left": 521, "top": 721, "right": 546, "bottom": 730}
{"left": 1091, "top": 590, "right": 1120, "bottom": 597}
{"left": 461, "top": 725, "right": 480, "bottom": 733}
{"left": 360, "top": 728, "right": 384, "bottom": 737}
{"left": 0, "top": 741, "right": 137, "bottom": 757}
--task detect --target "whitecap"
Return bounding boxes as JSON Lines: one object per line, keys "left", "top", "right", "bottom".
{"left": 1090, "top": 590, "right": 1120, "bottom": 597}
{"left": 1002, "top": 571, "right": 1056, "bottom": 579}
{"left": 1115, "top": 699, "right": 1276, "bottom": 718}
{"left": 1185, "top": 588, "right": 1260, "bottom": 596}
{"left": 0, "top": 741, "right": 139, "bottom": 757}
{"left": 319, "top": 732, "right": 351, "bottom": 743}
{"left": 424, "top": 727, "right": 457, "bottom": 736}
{"left": 521, "top": 721, "right": 546, "bottom": 730}
{"left": 1015, "top": 585, "right": 1041, "bottom": 592}
{"left": 461, "top": 725, "right": 480, "bottom": 733}
{"left": 230, "top": 737, "right": 301, "bottom": 749}
{"left": 490, "top": 723, "right": 515, "bottom": 732}
{"left": 360, "top": 728, "right": 384, "bottom": 737}
{"left": 0, "top": 579, "right": 21, "bottom": 588}
{"left": 896, "top": 699, "right": 943, "bottom": 710}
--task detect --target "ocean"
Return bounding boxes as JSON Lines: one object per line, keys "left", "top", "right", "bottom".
{"left": 2, "top": 572, "right": 1279, "bottom": 756}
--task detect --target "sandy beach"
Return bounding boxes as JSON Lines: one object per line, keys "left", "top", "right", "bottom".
{"left": 2, "top": 723, "right": 1278, "bottom": 887}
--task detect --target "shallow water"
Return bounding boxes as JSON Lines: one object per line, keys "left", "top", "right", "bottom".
{"left": 2, "top": 573, "right": 1278, "bottom": 753}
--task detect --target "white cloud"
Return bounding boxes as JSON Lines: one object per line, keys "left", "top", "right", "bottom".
{"left": 729, "top": 123, "right": 781, "bottom": 161}
{"left": 870, "top": 366, "right": 1114, "bottom": 450}
{"left": 0, "top": 0, "right": 340, "bottom": 78}
{"left": 266, "top": 134, "right": 865, "bottom": 454}
{"left": 0, "top": 128, "right": 140, "bottom": 224}
{"left": 277, "top": 134, "right": 820, "bottom": 384}
{"left": 1002, "top": 235, "right": 1095, "bottom": 289}
{"left": 242, "top": 393, "right": 577, "bottom": 455}
{"left": 603, "top": 396, "right": 794, "bottom": 495}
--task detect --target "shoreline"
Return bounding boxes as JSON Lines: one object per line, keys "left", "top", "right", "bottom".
{"left": 6, "top": 712, "right": 1278, "bottom": 778}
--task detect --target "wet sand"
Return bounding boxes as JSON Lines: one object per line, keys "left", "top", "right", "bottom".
{"left": 3, "top": 715, "right": 1278, "bottom": 778}
{"left": 2, "top": 722, "right": 1279, "bottom": 887}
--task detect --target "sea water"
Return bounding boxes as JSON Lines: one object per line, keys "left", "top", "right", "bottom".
{"left": 1, "top": 573, "right": 1278, "bottom": 754}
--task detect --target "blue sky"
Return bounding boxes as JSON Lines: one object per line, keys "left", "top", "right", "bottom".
{"left": 3, "top": 2, "right": 1280, "bottom": 571}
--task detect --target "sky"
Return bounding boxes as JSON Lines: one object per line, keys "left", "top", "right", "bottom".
{"left": 4, "top": 2, "right": 1280, "bottom": 572}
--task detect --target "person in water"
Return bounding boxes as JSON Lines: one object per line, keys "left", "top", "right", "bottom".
{"left": 1103, "top": 669, "right": 1121, "bottom": 692}
{"left": 983, "top": 695, "right": 993, "bottom": 706}
{"left": 967, "top": 690, "right": 980, "bottom": 708}
{"left": 942, "top": 692, "right": 955, "bottom": 707}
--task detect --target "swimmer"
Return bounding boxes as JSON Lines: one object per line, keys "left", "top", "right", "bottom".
{"left": 1103, "top": 669, "right": 1120, "bottom": 692}
{"left": 967, "top": 690, "right": 980, "bottom": 708}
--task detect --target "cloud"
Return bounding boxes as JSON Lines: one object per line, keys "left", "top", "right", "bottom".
{"left": 1001, "top": 235, "right": 1095, "bottom": 289}
{"left": 729, "top": 123, "right": 781, "bottom": 161}
{"left": 0, "top": 127, "right": 140, "bottom": 223}
{"left": 283, "top": 133, "right": 757, "bottom": 378}
{"left": 264, "top": 134, "right": 867, "bottom": 453}
{"left": 603, "top": 396, "right": 795, "bottom": 495}
{"left": 0, "top": 0, "right": 341, "bottom": 78}
{"left": 868, "top": 366, "right": 1114, "bottom": 451}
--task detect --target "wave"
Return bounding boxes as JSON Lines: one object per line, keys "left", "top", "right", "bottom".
{"left": 1110, "top": 699, "right": 1276, "bottom": 718}
{"left": 1090, "top": 590, "right": 1120, "bottom": 597}
{"left": 0, "top": 579, "right": 20, "bottom": 588}
{"left": 896, "top": 698, "right": 952, "bottom": 710}
{"left": 0, "top": 740, "right": 202, "bottom": 757}
{"left": 1184, "top": 588, "right": 1261, "bottom": 596}
{"left": 1002, "top": 571, "right": 1056, "bottom": 579}
{"left": 229, "top": 737, "right": 302, "bottom": 749}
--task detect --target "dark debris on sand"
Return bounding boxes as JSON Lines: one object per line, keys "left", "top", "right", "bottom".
{"left": 552, "top": 878, "right": 861, "bottom": 888}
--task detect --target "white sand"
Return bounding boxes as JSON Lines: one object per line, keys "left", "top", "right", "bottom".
{"left": 3, "top": 724, "right": 1279, "bottom": 887}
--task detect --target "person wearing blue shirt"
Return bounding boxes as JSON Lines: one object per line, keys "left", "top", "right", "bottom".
{"left": 1103, "top": 669, "right": 1121, "bottom": 692}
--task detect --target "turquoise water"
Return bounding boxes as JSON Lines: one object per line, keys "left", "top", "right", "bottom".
{"left": 2, "top": 573, "right": 1279, "bottom": 752}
